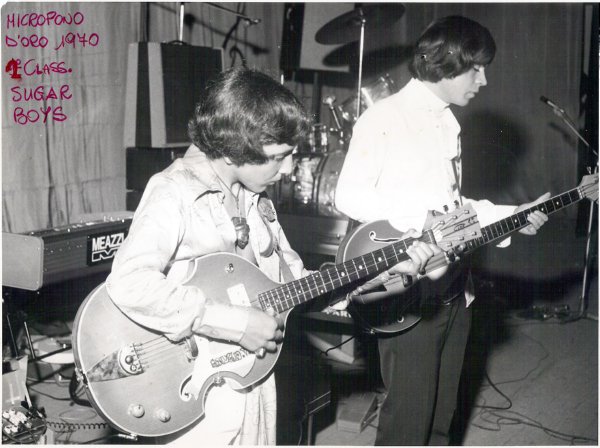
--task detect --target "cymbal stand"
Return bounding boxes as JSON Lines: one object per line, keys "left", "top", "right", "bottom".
{"left": 356, "top": 10, "right": 366, "bottom": 120}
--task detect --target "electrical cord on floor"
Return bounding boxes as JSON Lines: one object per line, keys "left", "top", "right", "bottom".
{"left": 25, "top": 385, "right": 73, "bottom": 402}
{"left": 472, "top": 369, "right": 597, "bottom": 444}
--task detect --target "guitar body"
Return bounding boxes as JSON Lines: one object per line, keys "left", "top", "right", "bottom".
{"left": 73, "top": 253, "right": 288, "bottom": 437}
{"left": 336, "top": 220, "right": 424, "bottom": 334}
{"left": 337, "top": 214, "right": 471, "bottom": 334}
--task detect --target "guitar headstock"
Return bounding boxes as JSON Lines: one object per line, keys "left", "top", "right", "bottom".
{"left": 429, "top": 204, "right": 481, "bottom": 251}
{"left": 578, "top": 172, "right": 599, "bottom": 202}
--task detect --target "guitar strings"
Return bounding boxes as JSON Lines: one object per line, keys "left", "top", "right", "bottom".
{"left": 260, "top": 235, "right": 439, "bottom": 311}
{"left": 133, "top": 337, "right": 186, "bottom": 369}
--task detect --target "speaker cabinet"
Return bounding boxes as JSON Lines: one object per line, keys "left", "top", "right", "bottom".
{"left": 124, "top": 43, "right": 223, "bottom": 148}
{"left": 280, "top": 3, "right": 353, "bottom": 73}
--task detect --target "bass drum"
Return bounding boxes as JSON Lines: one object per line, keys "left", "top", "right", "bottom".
{"left": 315, "top": 150, "right": 347, "bottom": 218}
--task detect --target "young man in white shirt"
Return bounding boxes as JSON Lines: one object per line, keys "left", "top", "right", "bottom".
{"left": 336, "top": 16, "right": 548, "bottom": 445}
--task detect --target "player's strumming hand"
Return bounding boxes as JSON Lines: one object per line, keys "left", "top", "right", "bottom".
{"left": 238, "top": 307, "right": 284, "bottom": 355}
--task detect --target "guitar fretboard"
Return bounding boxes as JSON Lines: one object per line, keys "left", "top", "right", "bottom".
{"left": 464, "top": 186, "right": 583, "bottom": 252}
{"left": 258, "top": 230, "right": 436, "bottom": 313}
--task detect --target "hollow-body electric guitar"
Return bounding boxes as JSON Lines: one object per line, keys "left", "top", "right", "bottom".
{"left": 337, "top": 173, "right": 598, "bottom": 334}
{"left": 72, "top": 207, "right": 480, "bottom": 437}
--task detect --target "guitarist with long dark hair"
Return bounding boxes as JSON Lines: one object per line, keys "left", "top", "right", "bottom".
{"left": 335, "top": 16, "right": 549, "bottom": 446}
{"left": 103, "top": 68, "right": 438, "bottom": 444}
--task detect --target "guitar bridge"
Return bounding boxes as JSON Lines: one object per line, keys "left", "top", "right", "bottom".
{"left": 118, "top": 344, "right": 143, "bottom": 375}
{"left": 85, "top": 344, "right": 143, "bottom": 382}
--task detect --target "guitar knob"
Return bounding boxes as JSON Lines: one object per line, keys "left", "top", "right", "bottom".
{"left": 155, "top": 408, "right": 171, "bottom": 423}
{"left": 128, "top": 404, "right": 145, "bottom": 418}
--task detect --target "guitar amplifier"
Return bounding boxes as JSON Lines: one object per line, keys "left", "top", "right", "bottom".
{"left": 2, "top": 213, "right": 132, "bottom": 291}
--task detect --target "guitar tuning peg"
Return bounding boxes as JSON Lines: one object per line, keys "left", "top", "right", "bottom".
{"left": 454, "top": 200, "right": 460, "bottom": 207}
{"left": 443, "top": 205, "right": 449, "bottom": 212}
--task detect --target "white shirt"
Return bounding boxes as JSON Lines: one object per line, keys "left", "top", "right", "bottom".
{"left": 336, "top": 78, "right": 515, "bottom": 235}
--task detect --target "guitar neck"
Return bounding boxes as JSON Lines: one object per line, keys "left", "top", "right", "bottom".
{"left": 259, "top": 231, "right": 435, "bottom": 313}
{"left": 463, "top": 186, "right": 585, "bottom": 252}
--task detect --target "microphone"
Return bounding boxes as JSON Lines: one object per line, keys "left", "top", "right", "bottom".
{"left": 540, "top": 96, "right": 564, "bottom": 114}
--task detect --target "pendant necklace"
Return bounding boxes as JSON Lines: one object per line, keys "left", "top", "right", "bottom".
{"left": 210, "top": 163, "right": 250, "bottom": 249}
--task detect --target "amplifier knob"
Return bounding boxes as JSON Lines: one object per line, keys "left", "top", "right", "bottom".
{"left": 128, "top": 404, "right": 145, "bottom": 418}
{"left": 155, "top": 408, "right": 171, "bottom": 423}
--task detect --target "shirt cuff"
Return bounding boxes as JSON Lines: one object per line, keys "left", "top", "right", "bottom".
{"left": 197, "top": 304, "right": 250, "bottom": 343}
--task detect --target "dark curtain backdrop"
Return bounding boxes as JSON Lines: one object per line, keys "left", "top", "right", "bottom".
{"left": 2, "top": 2, "right": 593, "bottom": 245}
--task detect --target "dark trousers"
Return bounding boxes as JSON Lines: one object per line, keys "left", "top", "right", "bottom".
{"left": 375, "top": 293, "right": 471, "bottom": 446}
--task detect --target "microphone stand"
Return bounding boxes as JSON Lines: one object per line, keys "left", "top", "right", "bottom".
{"left": 550, "top": 104, "right": 598, "bottom": 322}
{"left": 204, "top": 2, "right": 261, "bottom": 25}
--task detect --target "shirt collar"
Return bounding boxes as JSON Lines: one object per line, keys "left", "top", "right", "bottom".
{"left": 404, "top": 78, "right": 450, "bottom": 113}
{"left": 178, "top": 144, "right": 259, "bottom": 204}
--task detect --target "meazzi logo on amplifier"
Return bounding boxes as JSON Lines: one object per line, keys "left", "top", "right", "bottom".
{"left": 87, "top": 230, "right": 128, "bottom": 266}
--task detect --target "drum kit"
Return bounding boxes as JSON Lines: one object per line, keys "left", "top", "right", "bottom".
{"left": 278, "top": 4, "right": 405, "bottom": 218}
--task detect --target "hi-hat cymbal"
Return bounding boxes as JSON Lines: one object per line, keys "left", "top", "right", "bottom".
{"left": 315, "top": 4, "right": 405, "bottom": 45}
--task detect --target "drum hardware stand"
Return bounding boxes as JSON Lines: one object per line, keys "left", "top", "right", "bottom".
{"left": 322, "top": 95, "right": 348, "bottom": 145}
{"left": 355, "top": 10, "right": 366, "bottom": 119}
{"left": 541, "top": 97, "right": 598, "bottom": 322}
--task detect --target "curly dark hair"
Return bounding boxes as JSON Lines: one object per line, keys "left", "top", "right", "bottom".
{"left": 410, "top": 16, "right": 496, "bottom": 82}
{"left": 188, "top": 67, "right": 311, "bottom": 165}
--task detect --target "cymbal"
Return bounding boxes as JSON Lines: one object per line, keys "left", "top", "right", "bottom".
{"left": 315, "top": 4, "right": 405, "bottom": 45}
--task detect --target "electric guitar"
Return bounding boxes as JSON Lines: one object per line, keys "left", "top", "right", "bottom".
{"left": 72, "top": 208, "right": 480, "bottom": 437}
{"left": 337, "top": 173, "right": 598, "bottom": 334}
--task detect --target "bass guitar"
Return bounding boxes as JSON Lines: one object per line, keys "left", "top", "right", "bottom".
{"left": 337, "top": 173, "right": 598, "bottom": 334}
{"left": 71, "top": 206, "right": 480, "bottom": 437}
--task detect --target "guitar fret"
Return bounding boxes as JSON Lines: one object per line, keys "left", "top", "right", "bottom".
{"left": 334, "top": 264, "right": 349, "bottom": 286}
{"left": 500, "top": 219, "right": 509, "bottom": 235}
{"left": 323, "top": 268, "right": 335, "bottom": 290}
{"left": 315, "top": 271, "right": 328, "bottom": 296}
{"left": 368, "top": 252, "right": 377, "bottom": 274}
{"left": 351, "top": 258, "right": 363, "bottom": 281}
{"left": 302, "top": 276, "right": 314, "bottom": 300}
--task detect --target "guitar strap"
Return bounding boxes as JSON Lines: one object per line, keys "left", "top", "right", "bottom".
{"left": 275, "top": 246, "right": 296, "bottom": 283}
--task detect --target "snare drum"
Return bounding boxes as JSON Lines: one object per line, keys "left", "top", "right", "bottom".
{"left": 338, "top": 74, "right": 396, "bottom": 123}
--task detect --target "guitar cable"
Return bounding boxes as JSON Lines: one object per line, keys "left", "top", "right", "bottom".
{"left": 68, "top": 370, "right": 91, "bottom": 408}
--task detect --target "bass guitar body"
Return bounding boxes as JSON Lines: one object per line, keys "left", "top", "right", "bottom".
{"left": 72, "top": 254, "right": 288, "bottom": 437}
{"left": 336, "top": 220, "right": 425, "bottom": 334}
